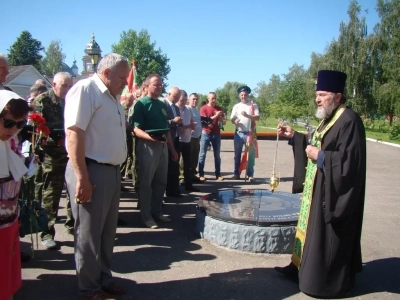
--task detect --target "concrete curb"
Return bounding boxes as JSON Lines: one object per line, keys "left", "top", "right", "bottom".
{"left": 366, "top": 138, "right": 400, "bottom": 148}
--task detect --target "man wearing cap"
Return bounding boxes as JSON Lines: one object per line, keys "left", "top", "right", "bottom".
{"left": 230, "top": 85, "right": 259, "bottom": 181}
{"left": 275, "top": 70, "right": 366, "bottom": 298}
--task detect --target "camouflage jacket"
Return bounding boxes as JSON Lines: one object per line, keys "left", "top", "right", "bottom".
{"left": 33, "top": 89, "right": 65, "bottom": 132}
{"left": 122, "top": 101, "right": 132, "bottom": 120}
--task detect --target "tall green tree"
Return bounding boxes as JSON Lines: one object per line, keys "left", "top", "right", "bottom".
{"left": 253, "top": 74, "right": 282, "bottom": 120}
{"left": 7, "top": 31, "right": 44, "bottom": 71}
{"left": 41, "top": 40, "right": 66, "bottom": 77}
{"left": 320, "top": 1, "right": 372, "bottom": 115}
{"left": 268, "top": 64, "right": 311, "bottom": 121}
{"left": 111, "top": 29, "right": 170, "bottom": 91}
{"left": 215, "top": 81, "right": 247, "bottom": 112}
{"left": 372, "top": 0, "right": 400, "bottom": 123}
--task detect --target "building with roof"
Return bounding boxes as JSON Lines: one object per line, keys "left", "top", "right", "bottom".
{"left": 4, "top": 65, "right": 51, "bottom": 98}
{"left": 5, "top": 33, "right": 103, "bottom": 97}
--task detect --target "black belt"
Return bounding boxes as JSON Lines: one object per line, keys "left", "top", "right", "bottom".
{"left": 85, "top": 157, "right": 117, "bottom": 167}
{"left": 149, "top": 133, "right": 167, "bottom": 142}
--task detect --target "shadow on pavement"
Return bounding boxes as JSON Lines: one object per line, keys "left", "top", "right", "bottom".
{"left": 352, "top": 257, "right": 400, "bottom": 296}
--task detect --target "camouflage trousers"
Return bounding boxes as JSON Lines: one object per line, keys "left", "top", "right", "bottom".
{"left": 37, "top": 145, "right": 69, "bottom": 241}
{"left": 120, "top": 133, "right": 133, "bottom": 178}
{"left": 131, "top": 137, "right": 139, "bottom": 192}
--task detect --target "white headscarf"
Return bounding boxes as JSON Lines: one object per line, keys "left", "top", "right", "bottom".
{"left": 0, "top": 90, "right": 28, "bottom": 181}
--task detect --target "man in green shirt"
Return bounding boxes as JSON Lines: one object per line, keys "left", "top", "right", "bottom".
{"left": 132, "top": 74, "right": 178, "bottom": 229}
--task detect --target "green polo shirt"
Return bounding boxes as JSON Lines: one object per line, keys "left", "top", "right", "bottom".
{"left": 131, "top": 96, "right": 169, "bottom": 134}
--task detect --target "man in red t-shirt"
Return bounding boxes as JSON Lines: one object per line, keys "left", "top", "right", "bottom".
{"left": 198, "top": 92, "right": 226, "bottom": 181}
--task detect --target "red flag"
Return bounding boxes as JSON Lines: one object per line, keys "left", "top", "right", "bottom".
{"left": 127, "top": 61, "right": 138, "bottom": 92}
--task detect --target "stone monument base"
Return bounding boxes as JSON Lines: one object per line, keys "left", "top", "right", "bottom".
{"left": 195, "top": 189, "right": 301, "bottom": 254}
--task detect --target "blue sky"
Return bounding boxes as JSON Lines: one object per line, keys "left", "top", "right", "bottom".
{"left": 2, "top": 0, "right": 379, "bottom": 94}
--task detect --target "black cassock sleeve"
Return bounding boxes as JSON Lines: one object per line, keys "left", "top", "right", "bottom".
{"left": 323, "top": 118, "right": 366, "bottom": 224}
{"left": 291, "top": 131, "right": 308, "bottom": 194}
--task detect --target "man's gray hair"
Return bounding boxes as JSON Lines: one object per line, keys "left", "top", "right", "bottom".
{"left": 97, "top": 53, "right": 128, "bottom": 74}
{"left": 30, "top": 83, "right": 47, "bottom": 94}
{"left": 53, "top": 72, "right": 72, "bottom": 83}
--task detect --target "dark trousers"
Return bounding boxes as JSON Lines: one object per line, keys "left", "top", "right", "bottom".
{"left": 190, "top": 137, "right": 200, "bottom": 178}
{"left": 166, "top": 137, "right": 181, "bottom": 195}
{"left": 180, "top": 141, "right": 193, "bottom": 188}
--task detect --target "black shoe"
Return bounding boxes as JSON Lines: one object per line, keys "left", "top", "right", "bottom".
{"left": 117, "top": 218, "right": 127, "bottom": 226}
{"left": 274, "top": 263, "right": 299, "bottom": 284}
{"left": 186, "top": 186, "right": 200, "bottom": 192}
{"left": 192, "top": 177, "right": 202, "bottom": 183}
{"left": 20, "top": 251, "right": 31, "bottom": 263}
{"left": 166, "top": 193, "right": 183, "bottom": 198}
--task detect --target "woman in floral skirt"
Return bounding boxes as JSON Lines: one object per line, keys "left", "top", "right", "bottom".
{"left": 0, "top": 90, "right": 32, "bottom": 300}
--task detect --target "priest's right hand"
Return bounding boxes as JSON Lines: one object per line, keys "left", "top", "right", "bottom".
{"left": 277, "top": 124, "right": 295, "bottom": 139}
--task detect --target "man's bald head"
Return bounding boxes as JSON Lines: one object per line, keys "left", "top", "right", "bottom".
{"left": 125, "top": 92, "right": 135, "bottom": 107}
{"left": 52, "top": 72, "right": 73, "bottom": 99}
{"left": 167, "top": 87, "right": 181, "bottom": 104}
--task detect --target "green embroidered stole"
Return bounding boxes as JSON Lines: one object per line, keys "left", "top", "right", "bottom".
{"left": 291, "top": 104, "right": 346, "bottom": 268}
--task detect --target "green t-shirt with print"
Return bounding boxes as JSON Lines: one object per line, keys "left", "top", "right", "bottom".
{"left": 131, "top": 96, "right": 169, "bottom": 134}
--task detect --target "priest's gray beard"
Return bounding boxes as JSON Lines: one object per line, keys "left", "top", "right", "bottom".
{"left": 315, "top": 97, "right": 336, "bottom": 119}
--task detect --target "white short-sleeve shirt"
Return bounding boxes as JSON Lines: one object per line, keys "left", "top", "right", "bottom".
{"left": 230, "top": 101, "right": 260, "bottom": 132}
{"left": 178, "top": 105, "right": 194, "bottom": 143}
{"left": 64, "top": 74, "right": 127, "bottom": 165}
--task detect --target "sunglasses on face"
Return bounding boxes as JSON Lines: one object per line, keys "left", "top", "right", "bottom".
{"left": 1, "top": 117, "right": 27, "bottom": 129}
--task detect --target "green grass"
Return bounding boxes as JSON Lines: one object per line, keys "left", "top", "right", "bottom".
{"left": 364, "top": 131, "right": 400, "bottom": 144}
{"left": 223, "top": 117, "right": 311, "bottom": 133}
{"left": 223, "top": 117, "right": 400, "bottom": 145}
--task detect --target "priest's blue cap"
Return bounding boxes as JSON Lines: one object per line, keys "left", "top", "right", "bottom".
{"left": 316, "top": 70, "right": 347, "bottom": 93}
{"left": 237, "top": 85, "right": 251, "bottom": 94}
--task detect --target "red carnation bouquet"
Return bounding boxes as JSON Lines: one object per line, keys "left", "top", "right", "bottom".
{"left": 28, "top": 113, "right": 50, "bottom": 147}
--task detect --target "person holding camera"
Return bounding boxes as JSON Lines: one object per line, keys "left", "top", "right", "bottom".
{"left": 198, "top": 92, "right": 226, "bottom": 182}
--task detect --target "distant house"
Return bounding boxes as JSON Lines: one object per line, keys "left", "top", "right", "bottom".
{"left": 5, "top": 65, "right": 51, "bottom": 98}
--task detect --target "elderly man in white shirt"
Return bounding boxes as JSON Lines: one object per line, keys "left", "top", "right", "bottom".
{"left": 177, "top": 90, "right": 200, "bottom": 192}
{"left": 187, "top": 93, "right": 202, "bottom": 182}
{"left": 64, "top": 53, "right": 129, "bottom": 300}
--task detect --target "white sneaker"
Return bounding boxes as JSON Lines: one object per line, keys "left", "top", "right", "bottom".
{"left": 144, "top": 219, "right": 159, "bottom": 229}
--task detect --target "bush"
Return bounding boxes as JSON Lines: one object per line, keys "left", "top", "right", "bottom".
{"left": 389, "top": 124, "right": 400, "bottom": 140}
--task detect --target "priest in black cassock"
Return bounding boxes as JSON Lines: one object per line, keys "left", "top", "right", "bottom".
{"left": 275, "top": 70, "right": 367, "bottom": 298}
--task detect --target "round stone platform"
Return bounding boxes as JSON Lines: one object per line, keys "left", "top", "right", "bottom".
{"left": 195, "top": 189, "right": 301, "bottom": 254}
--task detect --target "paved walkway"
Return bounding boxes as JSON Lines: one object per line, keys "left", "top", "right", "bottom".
{"left": 16, "top": 139, "right": 400, "bottom": 300}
